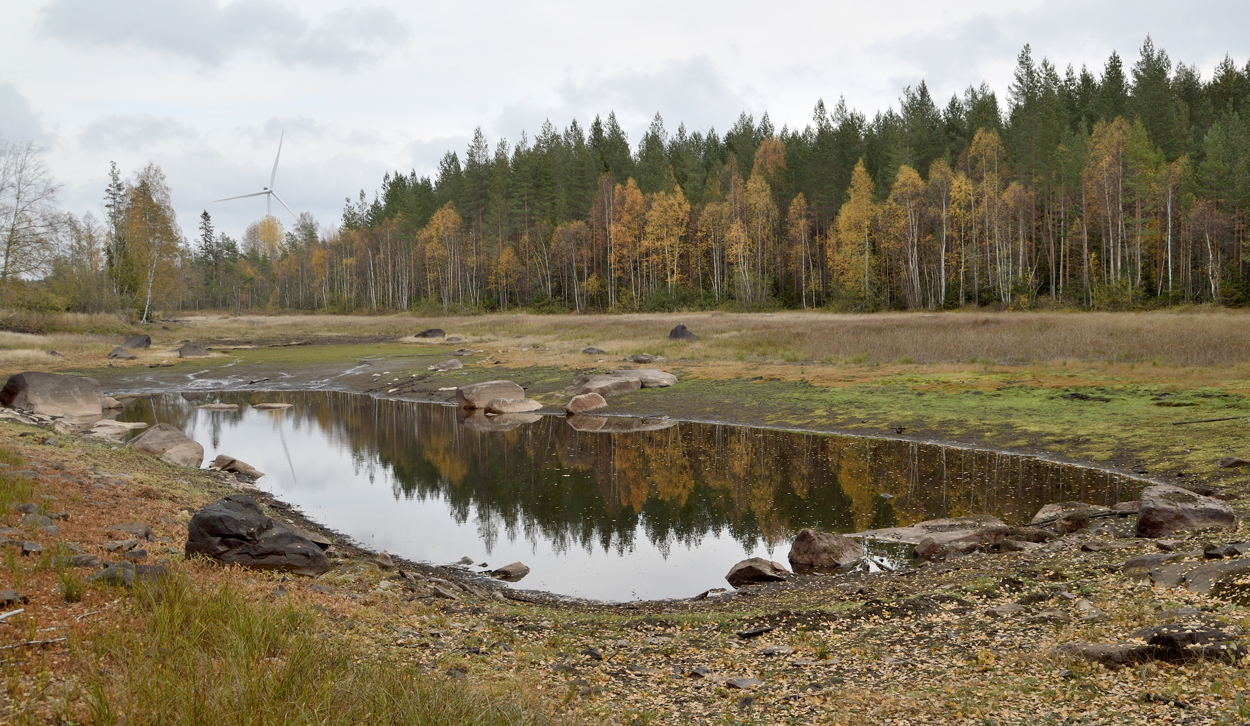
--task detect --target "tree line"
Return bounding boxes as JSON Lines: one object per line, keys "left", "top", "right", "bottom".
{"left": 7, "top": 37, "right": 1250, "bottom": 317}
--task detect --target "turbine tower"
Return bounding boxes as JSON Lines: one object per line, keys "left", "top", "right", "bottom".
{"left": 214, "top": 132, "right": 296, "bottom": 218}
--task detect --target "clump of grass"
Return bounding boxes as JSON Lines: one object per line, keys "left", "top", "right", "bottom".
{"left": 0, "top": 450, "right": 34, "bottom": 515}
{"left": 59, "top": 571, "right": 85, "bottom": 603}
{"left": 84, "top": 569, "right": 562, "bottom": 726}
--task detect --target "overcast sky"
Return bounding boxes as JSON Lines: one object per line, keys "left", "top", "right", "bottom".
{"left": 2, "top": 0, "right": 1248, "bottom": 241}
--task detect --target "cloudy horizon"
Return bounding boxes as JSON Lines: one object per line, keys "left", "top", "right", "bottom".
{"left": 2, "top": 0, "right": 1248, "bottom": 241}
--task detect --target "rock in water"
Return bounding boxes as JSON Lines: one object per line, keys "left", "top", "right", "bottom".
{"left": 456, "top": 380, "right": 524, "bottom": 409}
{"left": 123, "top": 334, "right": 151, "bottom": 349}
{"left": 726, "top": 557, "right": 789, "bottom": 587}
{"left": 565, "top": 393, "right": 607, "bottom": 414}
{"left": 252, "top": 403, "right": 293, "bottom": 410}
{"left": 669, "top": 324, "right": 699, "bottom": 341}
{"left": 177, "top": 342, "right": 209, "bottom": 358}
{"left": 100, "top": 396, "right": 124, "bottom": 410}
{"left": 413, "top": 328, "right": 445, "bottom": 338}
{"left": 787, "top": 528, "right": 864, "bottom": 570}
{"left": 484, "top": 398, "right": 542, "bottom": 414}
{"left": 1136, "top": 484, "right": 1236, "bottom": 538}
{"left": 128, "top": 422, "right": 204, "bottom": 468}
{"left": 185, "top": 495, "right": 330, "bottom": 576}
{"left": 458, "top": 410, "right": 540, "bottom": 432}
{"left": 107, "top": 346, "right": 136, "bottom": 360}
{"left": 0, "top": 372, "right": 102, "bottom": 424}
{"left": 208, "top": 454, "right": 265, "bottom": 479}
{"left": 491, "top": 561, "right": 530, "bottom": 581}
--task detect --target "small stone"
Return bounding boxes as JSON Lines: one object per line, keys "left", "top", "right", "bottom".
{"left": 123, "top": 549, "right": 148, "bottom": 561}
{"left": 690, "top": 666, "right": 712, "bottom": 678}
{"left": 38, "top": 524, "right": 60, "bottom": 536}
{"left": 430, "top": 585, "right": 459, "bottom": 600}
{"left": 0, "top": 590, "right": 28, "bottom": 606}
{"left": 581, "top": 647, "right": 603, "bottom": 661}
{"left": 1031, "top": 607, "right": 1067, "bottom": 623}
{"left": 1076, "top": 599, "right": 1108, "bottom": 621}
{"left": 582, "top": 347, "right": 606, "bottom": 355}
{"left": 725, "top": 677, "right": 763, "bottom": 690}
{"left": 21, "top": 541, "right": 44, "bottom": 555}
{"left": 103, "top": 538, "right": 141, "bottom": 553}
{"left": 986, "top": 603, "right": 1026, "bottom": 618}
{"left": 736, "top": 625, "right": 774, "bottom": 639}
{"left": 105, "top": 522, "right": 155, "bottom": 541}
{"left": 71, "top": 553, "right": 102, "bottom": 569}
{"left": 761, "top": 645, "right": 795, "bottom": 656}
{"left": 20, "top": 513, "right": 53, "bottom": 528}
{"left": 307, "top": 583, "right": 333, "bottom": 594}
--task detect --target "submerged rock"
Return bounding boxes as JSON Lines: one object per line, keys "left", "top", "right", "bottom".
{"left": 491, "top": 561, "right": 530, "bottom": 581}
{"left": 458, "top": 409, "right": 539, "bottom": 432}
{"left": 484, "top": 398, "right": 542, "bottom": 414}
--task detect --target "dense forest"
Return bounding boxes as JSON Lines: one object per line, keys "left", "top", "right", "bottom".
{"left": 8, "top": 37, "right": 1250, "bottom": 316}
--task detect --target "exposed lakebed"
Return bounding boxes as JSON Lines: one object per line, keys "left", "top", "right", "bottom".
{"left": 115, "top": 391, "right": 1145, "bottom": 600}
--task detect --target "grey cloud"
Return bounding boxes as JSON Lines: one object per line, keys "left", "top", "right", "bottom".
{"left": 38, "top": 0, "right": 408, "bottom": 70}
{"left": 80, "top": 115, "right": 198, "bottom": 152}
{"left": 0, "top": 83, "right": 49, "bottom": 144}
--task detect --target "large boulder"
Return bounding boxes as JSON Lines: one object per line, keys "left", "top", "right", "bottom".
{"left": 669, "top": 324, "right": 699, "bottom": 341}
{"left": 484, "top": 398, "right": 542, "bottom": 414}
{"left": 565, "top": 393, "right": 607, "bottom": 414}
{"left": 456, "top": 380, "right": 525, "bottom": 409}
{"left": 208, "top": 454, "right": 264, "bottom": 479}
{"left": 107, "top": 346, "right": 136, "bottom": 360}
{"left": 0, "top": 372, "right": 102, "bottom": 425}
{"left": 726, "top": 557, "right": 789, "bottom": 587}
{"left": 128, "top": 422, "right": 204, "bottom": 468}
{"left": 1136, "top": 485, "right": 1237, "bottom": 538}
{"left": 177, "top": 342, "right": 209, "bottom": 358}
{"left": 123, "top": 334, "right": 151, "bottom": 349}
{"left": 563, "top": 375, "right": 641, "bottom": 398}
{"left": 788, "top": 528, "right": 864, "bottom": 570}
{"left": 185, "top": 495, "right": 329, "bottom": 576}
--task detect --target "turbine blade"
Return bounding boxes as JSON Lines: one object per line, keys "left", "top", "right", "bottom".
{"left": 270, "top": 131, "right": 283, "bottom": 190}
{"left": 214, "top": 191, "right": 269, "bottom": 202}
{"left": 271, "top": 191, "right": 297, "bottom": 219}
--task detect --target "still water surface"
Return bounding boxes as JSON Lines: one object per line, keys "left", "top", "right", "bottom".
{"left": 118, "top": 391, "right": 1142, "bottom": 601}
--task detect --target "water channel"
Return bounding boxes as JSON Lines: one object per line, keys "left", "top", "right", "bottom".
{"left": 116, "top": 391, "right": 1144, "bottom": 601}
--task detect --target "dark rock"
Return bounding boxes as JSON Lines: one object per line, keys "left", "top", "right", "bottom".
{"left": 177, "top": 342, "right": 209, "bottom": 358}
{"left": 0, "top": 371, "right": 102, "bottom": 424}
{"left": 726, "top": 557, "right": 789, "bottom": 586}
{"left": 128, "top": 423, "right": 204, "bottom": 468}
{"left": 1081, "top": 541, "right": 1135, "bottom": 552}
{"left": 103, "top": 538, "right": 141, "bottom": 553}
{"left": 1149, "top": 562, "right": 1198, "bottom": 588}
{"left": 581, "top": 647, "right": 603, "bottom": 661}
{"left": 413, "top": 328, "right": 445, "bottom": 338}
{"left": 490, "top": 561, "right": 530, "bottom": 581}
{"left": 761, "top": 645, "right": 795, "bottom": 656}
{"left": 21, "top": 541, "right": 44, "bottom": 555}
{"left": 725, "top": 678, "right": 763, "bottom": 690}
{"left": 123, "top": 334, "right": 151, "bottom": 349}
{"left": 1136, "top": 484, "right": 1236, "bottom": 538}
{"left": 0, "top": 590, "right": 28, "bottom": 605}
{"left": 307, "top": 583, "right": 333, "bottom": 594}
{"left": 13, "top": 502, "right": 37, "bottom": 514}
{"left": 71, "top": 554, "right": 102, "bottom": 569}
{"left": 1111, "top": 500, "right": 1140, "bottom": 514}
{"left": 787, "top": 528, "right": 863, "bottom": 570}
{"left": 582, "top": 347, "right": 606, "bottom": 355}
{"left": 736, "top": 625, "right": 774, "bottom": 639}
{"left": 1122, "top": 552, "right": 1176, "bottom": 572}
{"left": 89, "top": 561, "right": 165, "bottom": 587}
{"left": 1030, "top": 502, "right": 1109, "bottom": 532}
{"left": 105, "top": 522, "right": 154, "bottom": 541}
{"left": 107, "top": 346, "right": 137, "bottom": 360}
{"left": 1217, "top": 456, "right": 1250, "bottom": 469}
{"left": 123, "top": 549, "right": 148, "bottom": 561}
{"left": 39, "top": 524, "right": 60, "bottom": 536}
{"left": 456, "top": 380, "right": 525, "bottom": 409}
{"left": 1204, "top": 543, "right": 1247, "bottom": 559}
{"left": 624, "top": 354, "right": 654, "bottom": 364}
{"left": 668, "top": 324, "right": 699, "bottom": 341}
{"left": 20, "top": 513, "right": 53, "bottom": 527}
{"left": 1056, "top": 643, "right": 1150, "bottom": 666}
{"left": 565, "top": 393, "right": 607, "bottom": 414}
{"left": 1183, "top": 560, "right": 1250, "bottom": 594}
{"left": 185, "top": 495, "right": 330, "bottom": 576}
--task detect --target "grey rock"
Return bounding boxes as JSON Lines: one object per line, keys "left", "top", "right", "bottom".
{"left": 21, "top": 541, "right": 45, "bottom": 555}
{"left": 726, "top": 557, "right": 788, "bottom": 587}
{"left": 483, "top": 398, "right": 542, "bottom": 414}
{"left": 103, "top": 538, "right": 141, "bottom": 553}
{"left": 1136, "top": 484, "right": 1236, "bottom": 538}
{"left": 252, "top": 403, "right": 293, "bottom": 410}
{"left": 449, "top": 348, "right": 482, "bottom": 357}
{"left": 123, "top": 334, "right": 151, "bottom": 349}
{"left": 38, "top": 524, "right": 60, "bottom": 536}
{"left": 581, "top": 646, "right": 603, "bottom": 660}
{"left": 13, "top": 502, "right": 37, "bottom": 514}
{"left": 562, "top": 375, "right": 641, "bottom": 398}
{"left": 71, "top": 553, "right": 102, "bottom": 569}
{"left": 565, "top": 393, "right": 607, "bottom": 414}
{"left": 787, "top": 528, "right": 864, "bottom": 570}
{"left": 456, "top": 380, "right": 525, "bottom": 409}
{"left": 564, "top": 415, "right": 675, "bottom": 434}
{"left": 624, "top": 354, "right": 654, "bottom": 364}
{"left": 1122, "top": 552, "right": 1176, "bottom": 572}
{"left": 123, "top": 549, "right": 147, "bottom": 561}
{"left": 413, "top": 328, "right": 445, "bottom": 338}
{"left": 986, "top": 603, "right": 1026, "bottom": 618}
{"left": 1031, "top": 607, "right": 1068, "bottom": 623}
{"left": 177, "top": 342, "right": 209, "bottom": 358}
{"left": 307, "top": 583, "right": 333, "bottom": 594}
{"left": 1075, "top": 598, "right": 1108, "bottom": 621}
{"left": 105, "top": 522, "right": 154, "bottom": 541}
{"left": 582, "top": 347, "right": 606, "bottom": 355}
{"left": 0, "top": 526, "right": 21, "bottom": 539}
{"left": 1112, "top": 500, "right": 1140, "bottom": 514}
{"left": 0, "top": 590, "right": 28, "bottom": 605}
{"left": 1030, "top": 501, "right": 1111, "bottom": 526}
{"left": 428, "top": 359, "right": 463, "bottom": 372}
{"left": 725, "top": 678, "right": 763, "bottom": 690}
{"left": 668, "top": 324, "right": 699, "bottom": 341}
{"left": 1204, "top": 542, "right": 1248, "bottom": 559}
{"left": 1080, "top": 541, "right": 1135, "bottom": 552}
{"left": 1183, "top": 560, "right": 1250, "bottom": 594}
{"left": 1055, "top": 642, "right": 1150, "bottom": 666}
{"left": 0, "top": 371, "right": 102, "bottom": 425}
{"left": 208, "top": 455, "right": 264, "bottom": 480}
{"left": 128, "top": 422, "right": 204, "bottom": 468}
{"left": 491, "top": 561, "right": 530, "bottom": 581}
{"left": 107, "top": 347, "right": 136, "bottom": 360}
{"left": 761, "top": 645, "right": 794, "bottom": 656}
{"left": 1217, "top": 456, "right": 1250, "bottom": 469}
{"left": 430, "top": 585, "right": 459, "bottom": 600}
{"left": 1149, "top": 562, "right": 1198, "bottom": 588}
{"left": 20, "top": 513, "right": 53, "bottom": 527}
{"left": 186, "top": 495, "right": 330, "bottom": 576}
{"left": 605, "top": 369, "right": 678, "bottom": 388}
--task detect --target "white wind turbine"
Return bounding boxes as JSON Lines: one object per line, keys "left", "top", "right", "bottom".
{"left": 214, "top": 132, "right": 296, "bottom": 219}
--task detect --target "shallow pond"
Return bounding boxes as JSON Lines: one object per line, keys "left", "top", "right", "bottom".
{"left": 117, "top": 391, "right": 1143, "bottom": 601}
